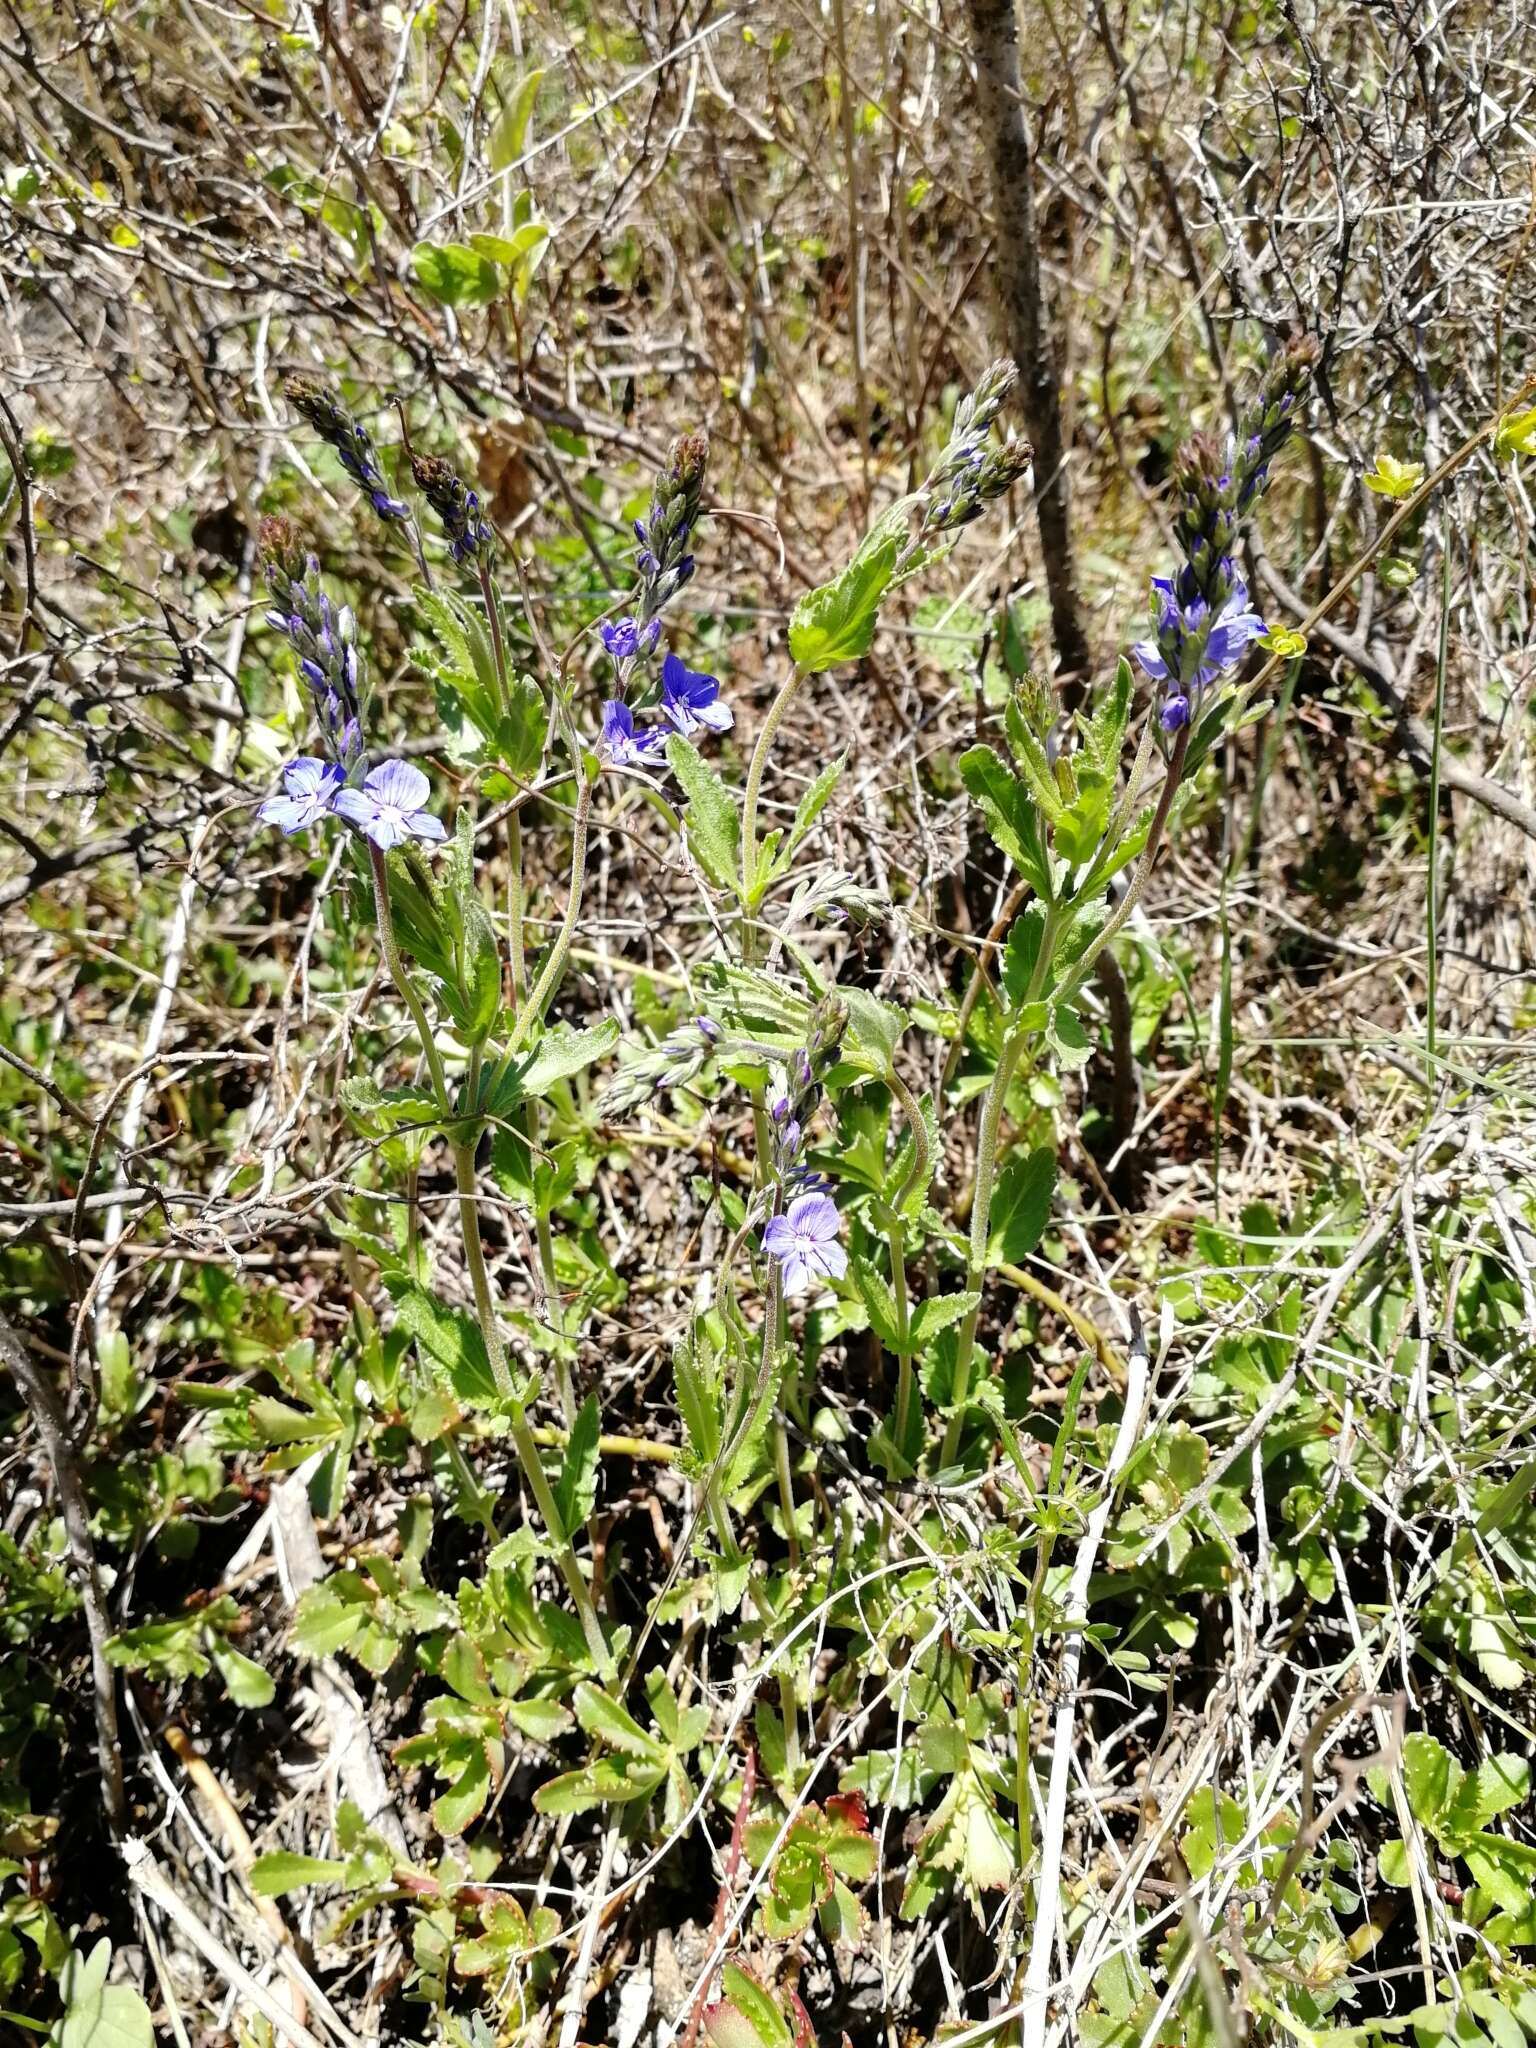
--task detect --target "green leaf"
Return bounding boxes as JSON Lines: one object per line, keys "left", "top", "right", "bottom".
{"left": 1446, "top": 1755, "right": 1529, "bottom": 1833}
{"left": 555, "top": 1394, "right": 601, "bottom": 1536}
{"left": 434, "top": 1746, "right": 493, "bottom": 1835}
{"left": 573, "top": 1682, "right": 665, "bottom": 1761}
{"left": 412, "top": 241, "right": 501, "bottom": 307}
{"left": 533, "top": 1757, "right": 665, "bottom": 1814}
{"left": 291, "top": 1583, "right": 365, "bottom": 1659}
{"left": 987, "top": 1146, "right": 1056, "bottom": 1265}
{"left": 788, "top": 524, "right": 902, "bottom": 672}
{"left": 1082, "top": 658, "right": 1133, "bottom": 780}
{"left": 666, "top": 735, "right": 741, "bottom": 893}
{"left": 1004, "top": 692, "right": 1068, "bottom": 823}
{"left": 1495, "top": 406, "right": 1536, "bottom": 462}
{"left": 1377, "top": 1837, "right": 1412, "bottom": 1887}
{"left": 910, "top": 1291, "right": 979, "bottom": 1349}
{"left": 1364, "top": 451, "right": 1425, "bottom": 499}
{"left": 390, "top": 1281, "right": 498, "bottom": 1405}
{"left": 783, "top": 755, "right": 844, "bottom": 863}
{"left": 504, "top": 1695, "right": 574, "bottom": 1742}
{"left": 958, "top": 745, "right": 1049, "bottom": 892}
{"left": 208, "top": 1641, "right": 276, "bottom": 1708}
{"left": 1401, "top": 1733, "right": 1459, "bottom": 1832}
{"left": 510, "top": 1019, "right": 621, "bottom": 1105}
{"left": 248, "top": 1851, "right": 348, "bottom": 1897}
{"left": 714, "top": 1964, "right": 797, "bottom": 2048}
{"left": 1001, "top": 904, "right": 1047, "bottom": 1008}
{"left": 851, "top": 1257, "right": 902, "bottom": 1350}
{"left": 839, "top": 986, "right": 907, "bottom": 1075}
{"left": 1047, "top": 1003, "right": 1093, "bottom": 1070}
{"left": 489, "top": 67, "right": 547, "bottom": 170}
{"left": 498, "top": 671, "right": 546, "bottom": 783}
{"left": 58, "top": 1943, "right": 153, "bottom": 2048}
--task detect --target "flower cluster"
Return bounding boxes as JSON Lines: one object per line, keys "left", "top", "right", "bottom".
{"left": 920, "top": 359, "right": 1033, "bottom": 536}
{"left": 410, "top": 452, "right": 494, "bottom": 565}
{"left": 599, "top": 652, "right": 733, "bottom": 767}
{"left": 283, "top": 376, "right": 408, "bottom": 523}
{"left": 260, "top": 517, "right": 367, "bottom": 773}
{"left": 633, "top": 428, "right": 709, "bottom": 627}
{"left": 596, "top": 431, "right": 733, "bottom": 766}
{"left": 1133, "top": 334, "right": 1320, "bottom": 734}
{"left": 256, "top": 520, "right": 446, "bottom": 851}
{"left": 596, "top": 1013, "right": 722, "bottom": 1118}
{"left": 759, "top": 994, "right": 849, "bottom": 1296}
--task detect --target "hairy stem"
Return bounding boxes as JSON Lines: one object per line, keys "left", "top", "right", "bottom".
{"left": 372, "top": 846, "right": 606, "bottom": 1669}
{"left": 367, "top": 842, "right": 451, "bottom": 1117}
{"left": 477, "top": 560, "right": 525, "bottom": 999}
{"left": 510, "top": 773, "right": 594, "bottom": 1053}
{"left": 939, "top": 1028, "right": 1026, "bottom": 1466}
{"left": 449, "top": 1133, "right": 610, "bottom": 1670}
{"left": 885, "top": 1065, "right": 931, "bottom": 1462}
{"left": 740, "top": 664, "right": 806, "bottom": 915}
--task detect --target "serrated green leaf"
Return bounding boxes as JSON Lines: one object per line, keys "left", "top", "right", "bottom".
{"left": 782, "top": 754, "right": 844, "bottom": 864}
{"left": 788, "top": 525, "right": 902, "bottom": 673}
{"left": 390, "top": 1281, "right": 498, "bottom": 1405}
{"left": 1001, "top": 904, "right": 1048, "bottom": 1008}
{"left": 910, "top": 1291, "right": 979, "bottom": 1348}
{"left": 511, "top": 1019, "right": 620, "bottom": 1104}
{"left": 1047, "top": 1003, "right": 1093, "bottom": 1070}
{"left": 555, "top": 1394, "right": 601, "bottom": 1536}
{"left": 958, "top": 745, "right": 1049, "bottom": 892}
{"left": 852, "top": 1257, "right": 902, "bottom": 1349}
{"left": 573, "top": 1682, "right": 665, "bottom": 1761}
{"left": 666, "top": 734, "right": 741, "bottom": 893}
{"left": 987, "top": 1146, "right": 1056, "bottom": 1265}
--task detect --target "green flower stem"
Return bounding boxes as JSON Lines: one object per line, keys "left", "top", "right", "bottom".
{"left": 536, "top": 1198, "right": 575, "bottom": 1425}
{"left": 938, "top": 899, "right": 1061, "bottom": 1467}
{"left": 885, "top": 1065, "right": 931, "bottom": 1461}
{"left": 740, "top": 663, "right": 806, "bottom": 915}
{"left": 369, "top": 844, "right": 608, "bottom": 1672}
{"left": 509, "top": 772, "right": 594, "bottom": 1054}
{"left": 1067, "top": 722, "right": 1190, "bottom": 997}
{"left": 449, "top": 1131, "right": 610, "bottom": 1673}
{"left": 773, "top": 1411, "right": 801, "bottom": 1567}
{"left": 938, "top": 1026, "right": 1026, "bottom": 1467}
{"left": 476, "top": 561, "right": 525, "bottom": 999}
{"left": 367, "top": 843, "right": 452, "bottom": 1118}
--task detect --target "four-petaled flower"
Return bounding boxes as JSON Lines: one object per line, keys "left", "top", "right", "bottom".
{"left": 599, "top": 699, "right": 666, "bottom": 767}
{"left": 661, "top": 652, "right": 733, "bottom": 735}
{"left": 259, "top": 756, "right": 345, "bottom": 838}
{"left": 762, "top": 1192, "right": 847, "bottom": 1296}
{"left": 333, "top": 760, "right": 448, "bottom": 850}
